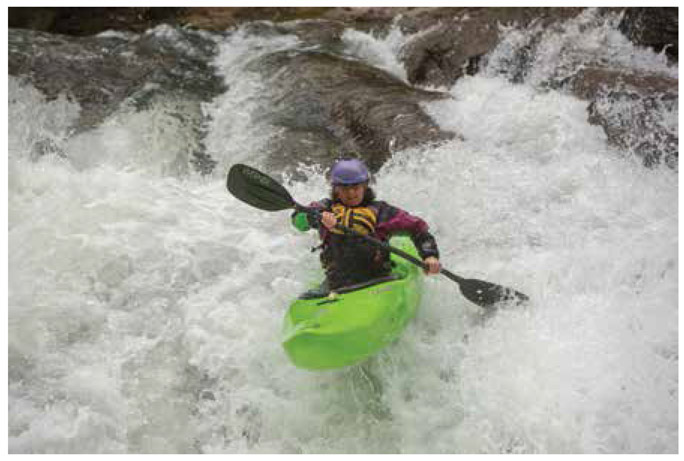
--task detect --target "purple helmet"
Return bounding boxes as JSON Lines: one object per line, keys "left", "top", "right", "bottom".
{"left": 330, "top": 158, "right": 370, "bottom": 185}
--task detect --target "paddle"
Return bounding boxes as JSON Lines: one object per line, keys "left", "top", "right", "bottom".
{"left": 226, "top": 163, "right": 529, "bottom": 309}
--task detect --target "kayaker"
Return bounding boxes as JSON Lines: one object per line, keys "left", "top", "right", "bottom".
{"left": 291, "top": 158, "right": 441, "bottom": 292}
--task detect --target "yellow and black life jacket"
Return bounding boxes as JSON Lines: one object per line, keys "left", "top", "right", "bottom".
{"left": 329, "top": 203, "right": 377, "bottom": 236}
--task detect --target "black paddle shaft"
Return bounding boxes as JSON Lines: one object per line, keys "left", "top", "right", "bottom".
{"left": 300, "top": 206, "right": 528, "bottom": 308}
{"left": 227, "top": 163, "right": 529, "bottom": 309}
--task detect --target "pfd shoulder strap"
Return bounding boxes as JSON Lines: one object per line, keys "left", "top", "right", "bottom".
{"left": 330, "top": 203, "right": 378, "bottom": 236}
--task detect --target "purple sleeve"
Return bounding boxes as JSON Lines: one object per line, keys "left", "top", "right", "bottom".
{"left": 375, "top": 207, "right": 429, "bottom": 240}
{"left": 375, "top": 203, "right": 440, "bottom": 259}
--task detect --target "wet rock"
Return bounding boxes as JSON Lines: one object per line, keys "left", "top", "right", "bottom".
{"left": 11, "top": 27, "right": 224, "bottom": 124}
{"left": 619, "top": 7, "right": 678, "bottom": 63}
{"left": 8, "top": 7, "right": 336, "bottom": 35}
{"left": 181, "top": 7, "right": 334, "bottom": 32}
{"left": 400, "top": 7, "right": 585, "bottom": 88}
{"left": 9, "top": 7, "right": 677, "bottom": 173}
{"left": 8, "top": 27, "right": 225, "bottom": 173}
{"left": 10, "top": 6, "right": 678, "bottom": 66}
{"left": 277, "top": 19, "right": 347, "bottom": 50}
{"left": 9, "top": 7, "right": 185, "bottom": 36}
{"left": 394, "top": 6, "right": 679, "bottom": 169}
{"left": 239, "top": 18, "right": 347, "bottom": 51}
{"left": 394, "top": 7, "right": 470, "bottom": 34}
{"left": 252, "top": 49, "right": 456, "bottom": 172}
{"left": 321, "top": 7, "right": 414, "bottom": 32}
{"left": 568, "top": 67, "right": 678, "bottom": 168}
{"left": 10, "top": 29, "right": 137, "bottom": 128}
{"left": 400, "top": 15, "right": 499, "bottom": 88}
{"left": 570, "top": 68, "right": 678, "bottom": 101}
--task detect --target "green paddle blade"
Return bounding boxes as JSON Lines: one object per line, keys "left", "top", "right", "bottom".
{"left": 227, "top": 164, "right": 296, "bottom": 211}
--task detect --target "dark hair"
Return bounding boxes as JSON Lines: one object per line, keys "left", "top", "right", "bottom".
{"left": 331, "top": 184, "right": 376, "bottom": 205}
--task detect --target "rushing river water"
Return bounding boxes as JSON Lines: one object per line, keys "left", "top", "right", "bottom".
{"left": 8, "top": 14, "right": 677, "bottom": 454}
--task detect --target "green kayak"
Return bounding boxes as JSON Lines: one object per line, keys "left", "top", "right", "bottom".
{"left": 282, "top": 235, "right": 424, "bottom": 370}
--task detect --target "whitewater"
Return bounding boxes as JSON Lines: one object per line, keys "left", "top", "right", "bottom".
{"left": 8, "top": 15, "right": 678, "bottom": 454}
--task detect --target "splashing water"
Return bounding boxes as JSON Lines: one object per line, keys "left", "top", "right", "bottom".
{"left": 341, "top": 24, "right": 412, "bottom": 82}
{"left": 484, "top": 8, "right": 677, "bottom": 85}
{"left": 8, "top": 14, "right": 677, "bottom": 454}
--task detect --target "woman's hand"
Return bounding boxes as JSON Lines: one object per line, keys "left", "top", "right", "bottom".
{"left": 320, "top": 211, "right": 337, "bottom": 230}
{"left": 423, "top": 256, "right": 441, "bottom": 275}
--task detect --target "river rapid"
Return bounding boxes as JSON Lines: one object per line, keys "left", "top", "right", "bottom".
{"left": 8, "top": 14, "right": 678, "bottom": 454}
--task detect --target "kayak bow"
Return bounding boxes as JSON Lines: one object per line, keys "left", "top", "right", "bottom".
{"left": 282, "top": 236, "right": 423, "bottom": 370}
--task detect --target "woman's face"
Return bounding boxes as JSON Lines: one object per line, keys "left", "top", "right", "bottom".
{"left": 335, "top": 183, "right": 366, "bottom": 206}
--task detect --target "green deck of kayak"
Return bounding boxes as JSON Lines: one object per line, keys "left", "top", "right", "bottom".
{"left": 282, "top": 235, "right": 424, "bottom": 370}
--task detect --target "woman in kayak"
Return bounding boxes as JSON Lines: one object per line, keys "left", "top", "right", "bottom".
{"left": 291, "top": 158, "right": 441, "bottom": 292}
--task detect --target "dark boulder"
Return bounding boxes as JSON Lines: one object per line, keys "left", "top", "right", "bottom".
{"left": 619, "top": 7, "right": 678, "bottom": 63}
{"left": 250, "top": 49, "right": 456, "bottom": 172}
{"left": 8, "top": 7, "right": 337, "bottom": 36}
{"left": 9, "top": 7, "right": 185, "bottom": 36}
